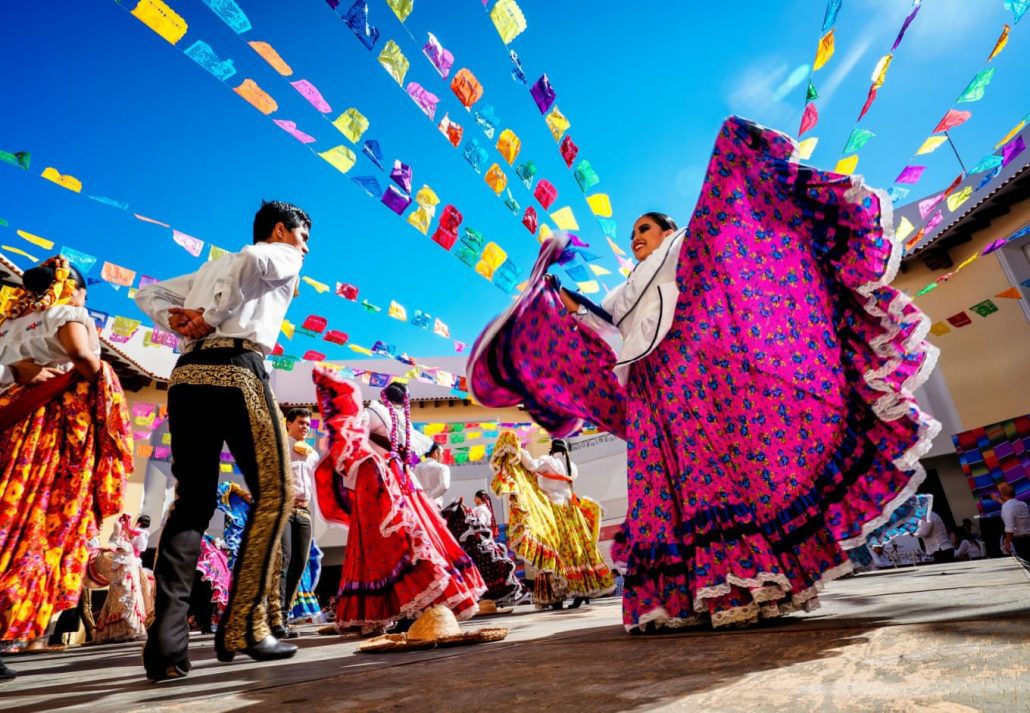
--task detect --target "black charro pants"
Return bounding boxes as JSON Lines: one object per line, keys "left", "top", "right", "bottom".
{"left": 144, "top": 342, "right": 292, "bottom": 668}
{"left": 267, "top": 507, "right": 313, "bottom": 629}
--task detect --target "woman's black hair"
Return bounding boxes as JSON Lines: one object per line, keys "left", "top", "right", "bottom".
{"left": 136, "top": 515, "right": 152, "bottom": 528}
{"left": 474, "top": 489, "right": 489, "bottom": 502}
{"left": 424, "top": 442, "right": 441, "bottom": 458}
{"left": 636, "top": 212, "right": 679, "bottom": 235}
{"left": 382, "top": 382, "right": 408, "bottom": 406}
{"left": 23, "top": 262, "right": 87, "bottom": 295}
{"left": 550, "top": 438, "right": 573, "bottom": 480}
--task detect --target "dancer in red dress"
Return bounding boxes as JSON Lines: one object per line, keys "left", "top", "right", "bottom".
{"left": 313, "top": 368, "right": 485, "bottom": 633}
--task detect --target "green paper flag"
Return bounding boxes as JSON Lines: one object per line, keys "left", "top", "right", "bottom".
{"left": 914, "top": 282, "right": 938, "bottom": 297}
{"left": 806, "top": 81, "right": 819, "bottom": 102}
{"left": 956, "top": 67, "right": 996, "bottom": 104}
{"left": 843, "top": 128, "right": 875, "bottom": 155}
{"left": 969, "top": 299, "right": 998, "bottom": 317}
{"left": 0, "top": 150, "right": 30, "bottom": 170}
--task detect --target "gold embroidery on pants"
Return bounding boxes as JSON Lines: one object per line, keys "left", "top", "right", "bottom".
{"left": 266, "top": 542, "right": 285, "bottom": 628}
{"left": 169, "top": 363, "right": 294, "bottom": 649}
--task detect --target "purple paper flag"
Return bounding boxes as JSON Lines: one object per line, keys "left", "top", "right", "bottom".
{"left": 381, "top": 185, "right": 412, "bottom": 215}
{"left": 981, "top": 238, "right": 1007, "bottom": 256}
{"left": 1002, "top": 136, "right": 1025, "bottom": 167}
{"left": 918, "top": 194, "right": 943, "bottom": 219}
{"left": 423, "top": 33, "right": 454, "bottom": 78}
{"left": 390, "top": 160, "right": 413, "bottom": 193}
{"left": 895, "top": 165, "right": 926, "bottom": 184}
{"left": 530, "top": 74, "right": 556, "bottom": 114}
{"left": 925, "top": 210, "right": 944, "bottom": 233}
{"left": 891, "top": 4, "right": 921, "bottom": 51}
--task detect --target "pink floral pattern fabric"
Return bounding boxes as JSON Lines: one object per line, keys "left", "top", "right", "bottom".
{"left": 469, "top": 117, "right": 938, "bottom": 630}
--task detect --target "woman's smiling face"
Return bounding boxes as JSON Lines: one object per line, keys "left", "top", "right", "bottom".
{"left": 630, "top": 215, "right": 676, "bottom": 261}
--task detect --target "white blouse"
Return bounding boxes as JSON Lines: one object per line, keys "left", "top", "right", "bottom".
{"left": 519, "top": 450, "right": 577, "bottom": 505}
{"left": 471, "top": 503, "right": 493, "bottom": 529}
{"left": 574, "top": 229, "right": 686, "bottom": 384}
{"left": 365, "top": 400, "right": 434, "bottom": 458}
{"left": 0, "top": 305, "right": 100, "bottom": 369}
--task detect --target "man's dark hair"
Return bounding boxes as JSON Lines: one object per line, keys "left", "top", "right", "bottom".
{"left": 286, "top": 407, "right": 312, "bottom": 423}
{"left": 136, "top": 515, "right": 151, "bottom": 528}
{"left": 425, "top": 442, "right": 441, "bottom": 458}
{"left": 253, "top": 200, "right": 311, "bottom": 244}
{"left": 383, "top": 382, "right": 408, "bottom": 406}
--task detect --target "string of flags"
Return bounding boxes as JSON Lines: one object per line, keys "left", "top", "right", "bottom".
{"left": 114, "top": 0, "right": 524, "bottom": 296}
{"left": 910, "top": 222, "right": 1030, "bottom": 301}
{"left": 0, "top": 185, "right": 468, "bottom": 357}
{"left": 887, "top": 19, "right": 1017, "bottom": 208}
{"left": 795, "top": 0, "right": 843, "bottom": 159}
{"left": 831, "top": 1, "right": 923, "bottom": 175}
{"left": 895, "top": 110, "right": 1027, "bottom": 254}
{"left": 475, "top": 0, "right": 628, "bottom": 287}
{"left": 926, "top": 284, "right": 1024, "bottom": 337}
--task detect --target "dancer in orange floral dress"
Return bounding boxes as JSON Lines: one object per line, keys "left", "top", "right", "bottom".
{"left": 0, "top": 256, "right": 132, "bottom": 658}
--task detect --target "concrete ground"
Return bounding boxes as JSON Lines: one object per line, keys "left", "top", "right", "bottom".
{"left": 1, "top": 558, "right": 1027, "bottom": 713}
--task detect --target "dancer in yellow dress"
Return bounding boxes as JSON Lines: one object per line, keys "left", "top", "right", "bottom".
{"left": 489, "top": 432, "right": 613, "bottom": 608}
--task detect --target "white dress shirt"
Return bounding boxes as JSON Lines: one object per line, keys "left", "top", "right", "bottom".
{"left": 289, "top": 437, "right": 319, "bottom": 508}
{"left": 134, "top": 241, "right": 303, "bottom": 354}
{"left": 574, "top": 229, "right": 685, "bottom": 385}
{"left": 954, "top": 539, "right": 984, "bottom": 560}
{"left": 915, "top": 511, "right": 953, "bottom": 554}
{"left": 471, "top": 503, "right": 493, "bottom": 529}
{"left": 1001, "top": 498, "right": 1030, "bottom": 536}
{"left": 519, "top": 451, "right": 577, "bottom": 505}
{"left": 413, "top": 457, "right": 451, "bottom": 507}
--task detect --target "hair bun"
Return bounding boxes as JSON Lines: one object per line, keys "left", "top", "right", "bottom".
{"left": 22, "top": 265, "right": 56, "bottom": 294}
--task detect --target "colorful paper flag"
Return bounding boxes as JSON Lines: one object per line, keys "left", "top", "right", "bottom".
{"left": 797, "top": 137, "right": 818, "bottom": 160}
{"left": 799, "top": 102, "right": 818, "bottom": 136}
{"left": 928, "top": 322, "right": 951, "bottom": 336}
{"left": 41, "top": 167, "right": 82, "bottom": 193}
{"left": 946, "top": 312, "right": 972, "bottom": 328}
{"left": 172, "top": 229, "right": 204, "bottom": 256}
{"left": 895, "top": 165, "right": 925, "bottom": 184}
{"left": 378, "top": 40, "right": 410, "bottom": 85}
{"left": 814, "top": 30, "right": 835, "bottom": 71}
{"left": 131, "top": 0, "right": 188, "bottom": 45}
{"left": 956, "top": 68, "right": 996, "bottom": 103}
{"left": 248, "top": 41, "right": 293, "bottom": 75}
{"left": 834, "top": 155, "right": 858, "bottom": 175}
{"left": 234, "top": 78, "right": 278, "bottom": 115}
{"left": 101, "top": 261, "right": 136, "bottom": 287}
{"left": 933, "top": 109, "right": 972, "bottom": 133}
{"left": 490, "top": 0, "right": 527, "bottom": 44}
{"left": 969, "top": 299, "right": 998, "bottom": 317}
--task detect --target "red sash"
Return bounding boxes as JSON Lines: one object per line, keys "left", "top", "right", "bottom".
{"left": 0, "top": 370, "right": 78, "bottom": 433}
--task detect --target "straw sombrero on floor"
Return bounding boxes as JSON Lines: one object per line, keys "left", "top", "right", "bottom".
{"left": 357, "top": 606, "right": 509, "bottom": 653}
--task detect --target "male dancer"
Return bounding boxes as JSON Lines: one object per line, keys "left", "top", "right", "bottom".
{"left": 136, "top": 201, "right": 310, "bottom": 681}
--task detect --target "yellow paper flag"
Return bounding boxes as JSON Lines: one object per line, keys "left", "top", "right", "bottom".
{"left": 408, "top": 207, "right": 432, "bottom": 234}
{"left": 378, "top": 40, "right": 410, "bottom": 85}
{"left": 916, "top": 136, "right": 948, "bottom": 156}
{"left": 589, "top": 264, "right": 612, "bottom": 276}
{"left": 41, "top": 167, "right": 82, "bottom": 193}
{"left": 955, "top": 251, "right": 979, "bottom": 271}
{"left": 577, "top": 280, "right": 600, "bottom": 294}
{"left": 415, "top": 185, "right": 440, "bottom": 210}
{"left": 485, "top": 164, "right": 508, "bottom": 194}
{"left": 895, "top": 216, "right": 915, "bottom": 242}
{"left": 496, "top": 129, "right": 522, "bottom": 165}
{"left": 946, "top": 186, "right": 973, "bottom": 213}
{"left": 302, "top": 276, "right": 330, "bottom": 293}
{"left": 423, "top": 423, "right": 446, "bottom": 436}
{"left": 490, "top": 0, "right": 527, "bottom": 44}
{"left": 131, "top": 0, "right": 188, "bottom": 45}
{"left": 234, "top": 79, "right": 278, "bottom": 115}
{"left": 281, "top": 319, "right": 295, "bottom": 339}
{"left": 539, "top": 224, "right": 553, "bottom": 240}
{"left": 870, "top": 54, "right": 892, "bottom": 89}
{"left": 333, "top": 108, "right": 369, "bottom": 143}
{"left": 834, "top": 155, "right": 858, "bottom": 175}
{"left": 318, "top": 145, "right": 357, "bottom": 174}
{"left": 813, "top": 30, "right": 835, "bottom": 71}
{"left": 219, "top": 463, "right": 234, "bottom": 473}
{"left": 480, "top": 423, "right": 498, "bottom": 431}
{"left": 481, "top": 242, "right": 508, "bottom": 269}
{"left": 469, "top": 445, "right": 487, "bottom": 462}
{"left": 586, "top": 194, "right": 613, "bottom": 217}
{"left": 545, "top": 106, "right": 570, "bottom": 141}
{"left": 995, "top": 121, "right": 1025, "bottom": 149}
{"left": 929, "top": 322, "right": 951, "bottom": 336}
{"left": 248, "top": 41, "right": 293, "bottom": 75}
{"left": 988, "top": 24, "right": 1010, "bottom": 62}
{"left": 388, "top": 300, "right": 407, "bottom": 321}
{"left": 606, "top": 237, "right": 627, "bottom": 257}
{"left": 797, "top": 137, "right": 818, "bottom": 160}
{"left": 16, "top": 230, "right": 54, "bottom": 250}
{"left": 348, "top": 344, "right": 374, "bottom": 356}
{"left": 550, "top": 207, "right": 579, "bottom": 231}
{"left": 2, "top": 246, "right": 38, "bottom": 262}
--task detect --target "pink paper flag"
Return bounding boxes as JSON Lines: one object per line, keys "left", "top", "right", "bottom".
{"left": 291, "top": 79, "right": 332, "bottom": 113}
{"left": 135, "top": 214, "right": 171, "bottom": 228}
{"left": 799, "top": 102, "right": 818, "bottom": 136}
{"left": 172, "top": 229, "right": 204, "bottom": 256}
{"left": 925, "top": 210, "right": 944, "bottom": 233}
{"left": 273, "top": 119, "right": 317, "bottom": 144}
{"left": 918, "top": 193, "right": 943, "bottom": 219}
{"left": 454, "top": 340, "right": 467, "bottom": 353}
{"left": 895, "top": 165, "right": 925, "bottom": 184}
{"left": 933, "top": 109, "right": 971, "bottom": 133}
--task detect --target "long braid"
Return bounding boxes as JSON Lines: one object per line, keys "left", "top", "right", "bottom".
{"left": 403, "top": 390, "right": 412, "bottom": 464}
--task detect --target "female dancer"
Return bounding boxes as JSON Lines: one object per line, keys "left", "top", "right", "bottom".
{"left": 312, "top": 369, "right": 484, "bottom": 632}
{"left": 0, "top": 256, "right": 131, "bottom": 651}
{"left": 490, "top": 433, "right": 614, "bottom": 609}
{"left": 93, "top": 513, "right": 153, "bottom": 643}
{"left": 441, "top": 492, "right": 525, "bottom": 607}
{"left": 470, "top": 117, "right": 939, "bottom": 630}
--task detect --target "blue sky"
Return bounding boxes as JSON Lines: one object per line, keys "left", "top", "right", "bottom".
{"left": 1, "top": 0, "right": 1027, "bottom": 360}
